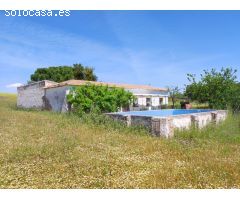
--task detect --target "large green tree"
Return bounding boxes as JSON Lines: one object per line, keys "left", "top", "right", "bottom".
{"left": 30, "top": 64, "right": 97, "bottom": 83}
{"left": 67, "top": 83, "right": 135, "bottom": 115}
{"left": 185, "top": 67, "right": 239, "bottom": 110}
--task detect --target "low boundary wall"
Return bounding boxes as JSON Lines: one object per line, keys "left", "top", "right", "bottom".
{"left": 106, "top": 110, "right": 228, "bottom": 138}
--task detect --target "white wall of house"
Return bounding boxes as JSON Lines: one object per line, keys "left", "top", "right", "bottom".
{"left": 137, "top": 97, "right": 147, "bottom": 106}
{"left": 163, "top": 96, "right": 168, "bottom": 105}
{"left": 44, "top": 86, "right": 70, "bottom": 112}
{"left": 135, "top": 96, "right": 168, "bottom": 107}
{"left": 17, "top": 84, "right": 44, "bottom": 109}
{"left": 151, "top": 97, "right": 160, "bottom": 106}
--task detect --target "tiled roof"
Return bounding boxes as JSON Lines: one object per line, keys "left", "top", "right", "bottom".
{"left": 45, "top": 79, "right": 167, "bottom": 91}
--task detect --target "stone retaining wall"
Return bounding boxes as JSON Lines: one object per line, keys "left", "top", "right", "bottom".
{"left": 131, "top": 116, "right": 153, "bottom": 131}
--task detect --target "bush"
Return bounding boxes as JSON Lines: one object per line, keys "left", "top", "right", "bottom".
{"left": 67, "top": 83, "right": 135, "bottom": 115}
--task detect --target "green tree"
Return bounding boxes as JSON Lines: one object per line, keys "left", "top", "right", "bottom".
{"left": 73, "top": 64, "right": 84, "bottom": 80}
{"left": 185, "top": 67, "right": 238, "bottom": 110}
{"left": 83, "top": 67, "right": 97, "bottom": 81}
{"left": 67, "top": 83, "right": 135, "bottom": 115}
{"left": 73, "top": 63, "right": 97, "bottom": 81}
{"left": 231, "top": 83, "right": 240, "bottom": 113}
{"left": 30, "top": 66, "right": 74, "bottom": 82}
{"left": 30, "top": 64, "right": 98, "bottom": 82}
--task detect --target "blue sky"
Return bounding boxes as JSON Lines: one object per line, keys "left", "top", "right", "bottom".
{"left": 0, "top": 10, "right": 240, "bottom": 93}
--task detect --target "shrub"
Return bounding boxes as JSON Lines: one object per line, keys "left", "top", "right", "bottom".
{"left": 67, "top": 83, "right": 135, "bottom": 115}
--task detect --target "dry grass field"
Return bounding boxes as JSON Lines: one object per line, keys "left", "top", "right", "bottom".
{"left": 0, "top": 93, "right": 240, "bottom": 188}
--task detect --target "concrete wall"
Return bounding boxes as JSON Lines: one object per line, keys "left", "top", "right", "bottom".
{"left": 213, "top": 110, "right": 228, "bottom": 123}
{"left": 17, "top": 80, "right": 56, "bottom": 109}
{"left": 172, "top": 114, "right": 192, "bottom": 129}
{"left": 191, "top": 112, "right": 213, "bottom": 128}
{"left": 44, "top": 86, "right": 70, "bottom": 112}
{"left": 106, "top": 110, "right": 228, "bottom": 138}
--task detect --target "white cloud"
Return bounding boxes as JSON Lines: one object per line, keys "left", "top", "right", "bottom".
{"left": 6, "top": 83, "right": 23, "bottom": 88}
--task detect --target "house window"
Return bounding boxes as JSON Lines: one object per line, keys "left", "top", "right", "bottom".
{"left": 146, "top": 98, "right": 151, "bottom": 107}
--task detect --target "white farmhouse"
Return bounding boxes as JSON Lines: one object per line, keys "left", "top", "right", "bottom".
{"left": 17, "top": 80, "right": 169, "bottom": 112}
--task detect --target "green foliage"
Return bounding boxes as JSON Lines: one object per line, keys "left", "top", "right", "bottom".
{"left": 231, "top": 83, "right": 240, "bottom": 113}
{"left": 30, "top": 63, "right": 97, "bottom": 82}
{"left": 73, "top": 64, "right": 97, "bottom": 81}
{"left": 31, "top": 66, "right": 74, "bottom": 82}
{"left": 67, "top": 83, "right": 135, "bottom": 115}
{"left": 185, "top": 67, "right": 239, "bottom": 110}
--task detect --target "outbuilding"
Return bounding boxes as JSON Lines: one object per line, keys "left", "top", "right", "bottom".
{"left": 17, "top": 80, "right": 169, "bottom": 112}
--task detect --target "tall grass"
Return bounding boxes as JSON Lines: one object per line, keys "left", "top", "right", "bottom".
{"left": 0, "top": 93, "right": 240, "bottom": 188}
{"left": 67, "top": 111, "right": 149, "bottom": 137}
{"left": 175, "top": 113, "right": 240, "bottom": 143}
